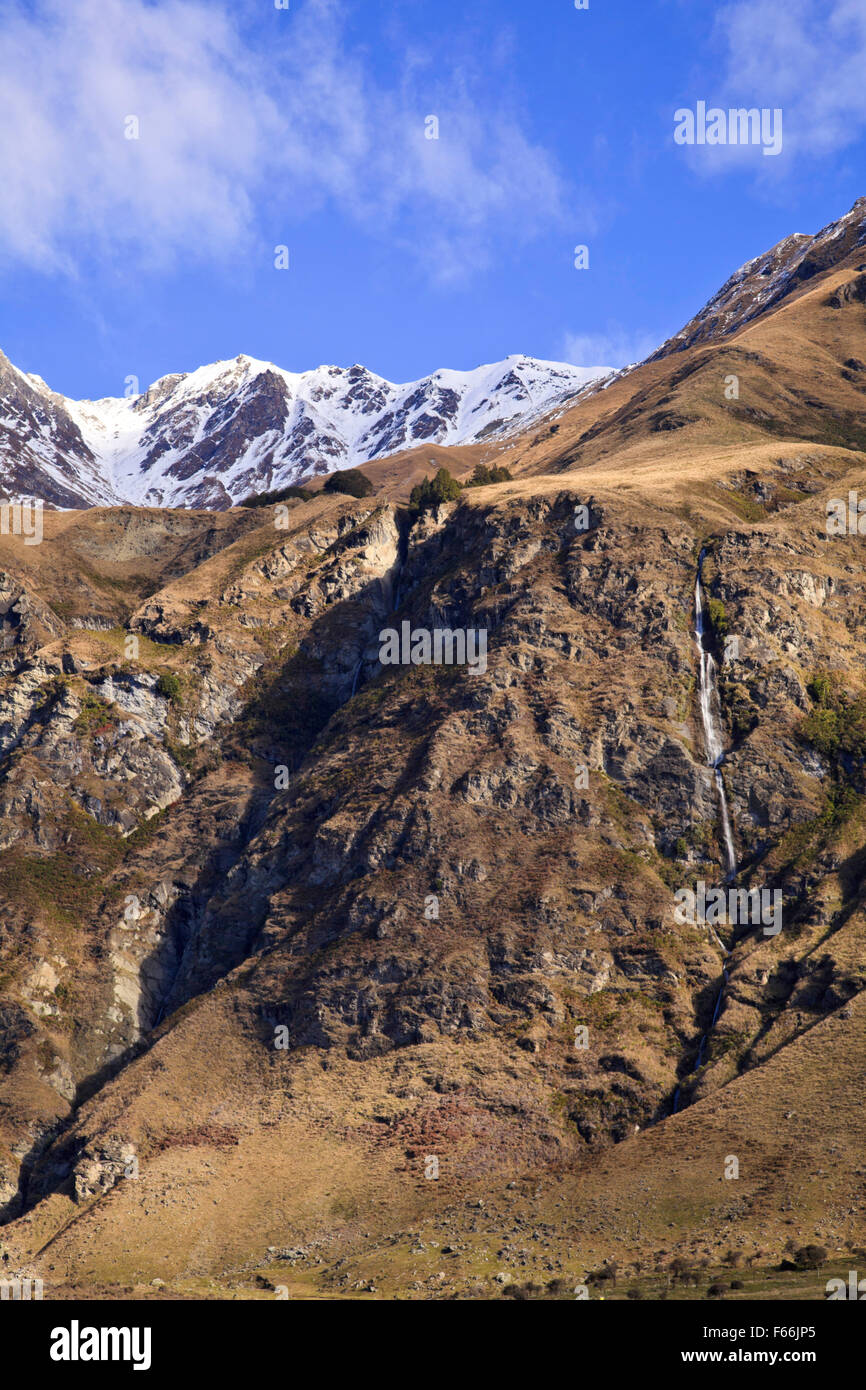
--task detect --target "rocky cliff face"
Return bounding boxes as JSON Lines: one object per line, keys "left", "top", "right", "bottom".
{"left": 2, "top": 204, "right": 866, "bottom": 1298}
{"left": 0, "top": 438, "right": 865, "bottom": 1291}
{"left": 0, "top": 354, "right": 108, "bottom": 509}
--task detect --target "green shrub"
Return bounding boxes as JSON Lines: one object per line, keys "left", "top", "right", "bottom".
{"left": 800, "top": 679, "right": 866, "bottom": 760}
{"left": 801, "top": 706, "right": 841, "bottom": 756}
{"left": 322, "top": 468, "right": 374, "bottom": 498}
{"left": 706, "top": 596, "right": 728, "bottom": 643}
{"left": 73, "top": 691, "right": 117, "bottom": 732}
{"left": 156, "top": 671, "right": 183, "bottom": 702}
{"left": 807, "top": 672, "right": 835, "bottom": 706}
{"left": 240, "top": 484, "right": 313, "bottom": 508}
{"left": 793, "top": 1245, "right": 828, "bottom": 1270}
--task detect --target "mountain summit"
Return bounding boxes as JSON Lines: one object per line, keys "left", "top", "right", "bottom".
{"left": 651, "top": 195, "right": 866, "bottom": 358}
{"left": 0, "top": 353, "right": 610, "bottom": 510}
{"left": 5, "top": 198, "right": 866, "bottom": 515}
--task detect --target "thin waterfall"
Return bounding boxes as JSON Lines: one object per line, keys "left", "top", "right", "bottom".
{"left": 672, "top": 553, "right": 738, "bottom": 1115}
{"left": 694, "top": 550, "right": 736, "bottom": 881}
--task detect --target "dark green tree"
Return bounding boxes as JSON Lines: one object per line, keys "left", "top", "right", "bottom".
{"left": 409, "top": 467, "right": 462, "bottom": 513}
{"left": 323, "top": 468, "right": 374, "bottom": 498}
{"left": 464, "top": 463, "right": 513, "bottom": 488}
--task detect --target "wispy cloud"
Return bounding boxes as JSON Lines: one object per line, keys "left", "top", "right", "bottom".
{"left": 677, "top": 0, "right": 866, "bottom": 172}
{"left": 561, "top": 326, "right": 659, "bottom": 370}
{"left": 0, "top": 0, "right": 275, "bottom": 272}
{"left": 0, "top": 0, "right": 570, "bottom": 280}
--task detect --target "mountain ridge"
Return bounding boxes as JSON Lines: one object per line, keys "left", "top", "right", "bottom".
{"left": 0, "top": 351, "right": 611, "bottom": 511}
{"left": 649, "top": 194, "right": 866, "bottom": 359}
{"left": 3, "top": 196, "right": 865, "bottom": 516}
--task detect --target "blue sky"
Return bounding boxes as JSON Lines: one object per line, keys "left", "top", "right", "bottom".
{"left": 1, "top": 0, "right": 864, "bottom": 399}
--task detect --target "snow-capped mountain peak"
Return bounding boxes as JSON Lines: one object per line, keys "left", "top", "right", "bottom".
{"left": 0, "top": 351, "right": 611, "bottom": 510}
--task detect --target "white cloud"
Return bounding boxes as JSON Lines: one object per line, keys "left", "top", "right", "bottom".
{"left": 561, "top": 327, "right": 660, "bottom": 370}
{"left": 0, "top": 0, "right": 570, "bottom": 278}
{"left": 703, "top": 0, "right": 866, "bottom": 163}
{"left": 0, "top": 0, "right": 275, "bottom": 271}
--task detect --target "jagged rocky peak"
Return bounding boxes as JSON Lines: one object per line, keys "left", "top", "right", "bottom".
{"left": 4, "top": 198, "right": 864, "bottom": 515}
{"left": 0, "top": 350, "right": 610, "bottom": 511}
{"left": 652, "top": 196, "right": 866, "bottom": 359}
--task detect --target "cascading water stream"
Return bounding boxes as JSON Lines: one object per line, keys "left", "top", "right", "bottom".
{"left": 694, "top": 551, "right": 736, "bottom": 882}
{"left": 672, "top": 552, "right": 738, "bottom": 1114}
